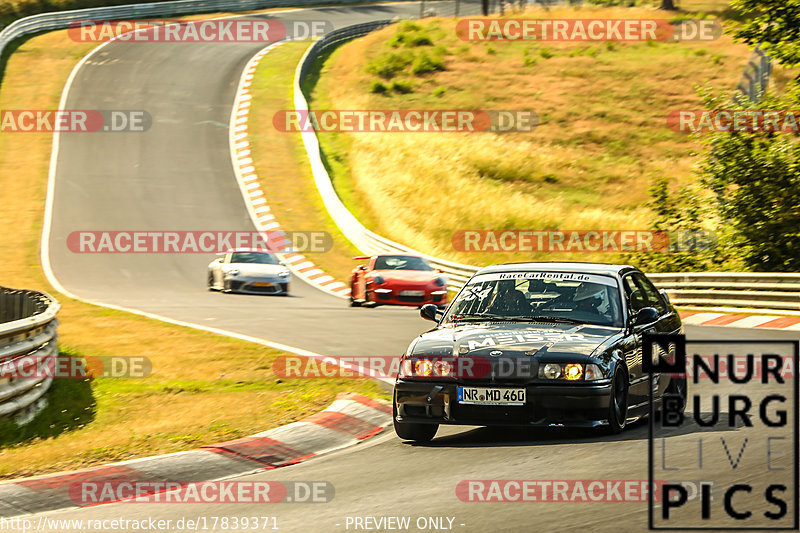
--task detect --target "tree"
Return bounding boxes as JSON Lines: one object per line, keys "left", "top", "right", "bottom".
{"left": 660, "top": 0, "right": 677, "bottom": 10}
{"left": 696, "top": 91, "right": 800, "bottom": 270}
{"left": 646, "top": 0, "right": 800, "bottom": 272}
{"left": 731, "top": 0, "right": 800, "bottom": 69}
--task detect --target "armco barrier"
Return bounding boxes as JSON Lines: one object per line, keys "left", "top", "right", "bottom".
{"left": 0, "top": 287, "right": 60, "bottom": 420}
{"left": 293, "top": 23, "right": 798, "bottom": 312}
{"left": 0, "top": 0, "right": 416, "bottom": 78}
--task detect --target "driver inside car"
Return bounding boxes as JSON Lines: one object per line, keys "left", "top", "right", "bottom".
{"left": 487, "top": 280, "right": 528, "bottom": 315}
{"left": 573, "top": 283, "right": 605, "bottom": 315}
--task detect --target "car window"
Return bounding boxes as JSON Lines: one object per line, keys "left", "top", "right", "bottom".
{"left": 445, "top": 271, "right": 623, "bottom": 327}
{"left": 633, "top": 273, "right": 667, "bottom": 313}
{"left": 623, "top": 273, "right": 665, "bottom": 314}
{"left": 230, "top": 252, "right": 279, "bottom": 265}
{"left": 373, "top": 255, "right": 433, "bottom": 271}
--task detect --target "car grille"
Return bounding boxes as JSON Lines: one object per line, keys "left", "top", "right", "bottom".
{"left": 398, "top": 295, "right": 425, "bottom": 303}
{"left": 247, "top": 284, "right": 281, "bottom": 294}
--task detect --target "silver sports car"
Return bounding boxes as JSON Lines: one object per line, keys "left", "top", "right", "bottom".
{"left": 207, "top": 249, "right": 291, "bottom": 295}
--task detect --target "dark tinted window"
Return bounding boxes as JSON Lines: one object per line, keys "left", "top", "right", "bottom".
{"left": 373, "top": 255, "right": 433, "bottom": 271}
{"left": 623, "top": 273, "right": 665, "bottom": 314}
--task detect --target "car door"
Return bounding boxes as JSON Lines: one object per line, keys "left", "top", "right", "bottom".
{"left": 620, "top": 273, "right": 650, "bottom": 409}
{"left": 631, "top": 272, "right": 680, "bottom": 398}
{"left": 356, "top": 257, "right": 375, "bottom": 300}
{"left": 214, "top": 254, "right": 229, "bottom": 287}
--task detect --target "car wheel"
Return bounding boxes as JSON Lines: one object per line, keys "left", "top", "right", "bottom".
{"left": 280, "top": 283, "right": 289, "bottom": 296}
{"left": 207, "top": 272, "right": 215, "bottom": 291}
{"left": 393, "top": 394, "right": 438, "bottom": 443}
{"left": 606, "top": 366, "right": 629, "bottom": 434}
{"left": 349, "top": 281, "right": 361, "bottom": 307}
{"left": 223, "top": 279, "right": 231, "bottom": 292}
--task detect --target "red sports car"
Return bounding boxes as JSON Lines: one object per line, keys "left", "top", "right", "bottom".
{"left": 349, "top": 254, "right": 448, "bottom": 308}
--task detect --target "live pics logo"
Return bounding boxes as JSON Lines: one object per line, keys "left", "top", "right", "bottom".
{"left": 646, "top": 334, "right": 799, "bottom": 530}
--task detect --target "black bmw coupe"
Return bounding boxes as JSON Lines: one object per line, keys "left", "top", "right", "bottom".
{"left": 393, "top": 262, "right": 687, "bottom": 442}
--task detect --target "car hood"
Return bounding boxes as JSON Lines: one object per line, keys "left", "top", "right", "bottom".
{"left": 374, "top": 270, "right": 439, "bottom": 282}
{"left": 226, "top": 263, "right": 285, "bottom": 277}
{"left": 409, "top": 322, "right": 623, "bottom": 361}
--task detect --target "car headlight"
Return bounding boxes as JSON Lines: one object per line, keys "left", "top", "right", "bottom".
{"left": 539, "top": 363, "right": 606, "bottom": 381}
{"left": 373, "top": 275, "right": 385, "bottom": 285}
{"left": 434, "top": 276, "right": 446, "bottom": 287}
{"left": 415, "top": 359, "right": 433, "bottom": 377}
{"left": 278, "top": 270, "right": 290, "bottom": 277}
{"left": 225, "top": 269, "right": 240, "bottom": 277}
{"left": 542, "top": 363, "right": 561, "bottom": 379}
{"left": 564, "top": 363, "right": 582, "bottom": 381}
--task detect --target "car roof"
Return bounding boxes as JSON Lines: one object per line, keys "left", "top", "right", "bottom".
{"left": 475, "top": 261, "right": 636, "bottom": 277}
{"left": 226, "top": 248, "right": 275, "bottom": 254}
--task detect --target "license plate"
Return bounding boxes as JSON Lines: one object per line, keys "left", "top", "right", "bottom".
{"left": 457, "top": 387, "right": 526, "bottom": 406}
{"left": 400, "top": 290, "right": 425, "bottom": 296}
{"left": 253, "top": 282, "right": 274, "bottom": 287}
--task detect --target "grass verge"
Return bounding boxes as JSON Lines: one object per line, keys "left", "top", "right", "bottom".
{"left": 0, "top": 27, "right": 384, "bottom": 479}
{"left": 307, "top": 6, "right": 753, "bottom": 267}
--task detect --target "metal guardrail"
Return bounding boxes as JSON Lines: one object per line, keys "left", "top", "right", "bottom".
{"left": 294, "top": 22, "right": 799, "bottom": 312}
{"left": 0, "top": 0, "right": 416, "bottom": 77}
{"left": 0, "top": 287, "right": 60, "bottom": 421}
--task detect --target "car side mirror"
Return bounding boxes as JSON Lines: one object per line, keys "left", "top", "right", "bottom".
{"left": 214, "top": 258, "right": 223, "bottom": 263}
{"left": 279, "top": 261, "right": 286, "bottom": 266}
{"left": 420, "top": 304, "right": 440, "bottom": 322}
{"left": 632, "top": 307, "right": 659, "bottom": 326}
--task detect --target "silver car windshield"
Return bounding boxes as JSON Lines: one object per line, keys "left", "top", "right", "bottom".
{"left": 230, "top": 252, "right": 279, "bottom": 265}
{"left": 444, "top": 272, "right": 623, "bottom": 327}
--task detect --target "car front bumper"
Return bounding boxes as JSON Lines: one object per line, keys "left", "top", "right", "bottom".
{"left": 372, "top": 288, "right": 447, "bottom": 306}
{"left": 394, "top": 379, "right": 613, "bottom": 427}
{"left": 226, "top": 276, "right": 289, "bottom": 294}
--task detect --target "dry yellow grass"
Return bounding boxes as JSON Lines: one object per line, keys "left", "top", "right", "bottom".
{"left": 0, "top": 27, "right": 382, "bottom": 479}
{"left": 310, "top": 6, "right": 752, "bottom": 266}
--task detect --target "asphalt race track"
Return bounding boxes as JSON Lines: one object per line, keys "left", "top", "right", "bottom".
{"left": 40, "top": 3, "right": 800, "bottom": 532}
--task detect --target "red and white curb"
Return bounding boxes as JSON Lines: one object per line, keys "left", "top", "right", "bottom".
{"left": 679, "top": 311, "right": 800, "bottom": 330}
{"left": 0, "top": 393, "right": 389, "bottom": 517}
{"left": 229, "top": 41, "right": 351, "bottom": 299}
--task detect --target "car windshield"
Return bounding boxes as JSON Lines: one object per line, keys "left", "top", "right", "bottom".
{"left": 230, "top": 252, "right": 279, "bottom": 265}
{"left": 373, "top": 255, "right": 434, "bottom": 271}
{"left": 444, "top": 271, "right": 623, "bottom": 327}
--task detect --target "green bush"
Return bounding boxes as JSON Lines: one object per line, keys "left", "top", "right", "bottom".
{"left": 407, "top": 33, "right": 433, "bottom": 46}
{"left": 390, "top": 79, "right": 414, "bottom": 94}
{"left": 366, "top": 50, "right": 414, "bottom": 80}
{"left": 539, "top": 47, "right": 554, "bottom": 59}
{"left": 370, "top": 81, "right": 388, "bottom": 94}
{"left": 432, "top": 86, "right": 447, "bottom": 97}
{"left": 410, "top": 51, "right": 445, "bottom": 75}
